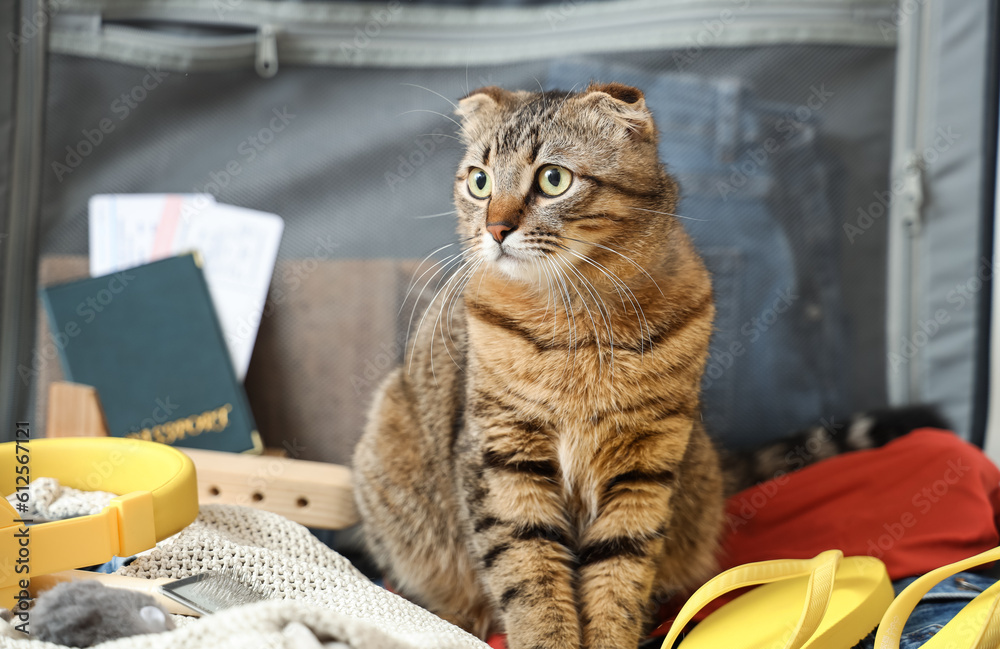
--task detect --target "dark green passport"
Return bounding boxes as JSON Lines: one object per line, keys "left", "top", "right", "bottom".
{"left": 40, "top": 253, "right": 261, "bottom": 453}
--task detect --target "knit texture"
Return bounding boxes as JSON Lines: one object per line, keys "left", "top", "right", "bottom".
{"left": 1, "top": 489, "right": 488, "bottom": 649}
{"left": 5, "top": 477, "right": 116, "bottom": 521}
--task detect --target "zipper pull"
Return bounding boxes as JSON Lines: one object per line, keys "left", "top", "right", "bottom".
{"left": 256, "top": 24, "right": 278, "bottom": 78}
{"left": 898, "top": 153, "right": 924, "bottom": 237}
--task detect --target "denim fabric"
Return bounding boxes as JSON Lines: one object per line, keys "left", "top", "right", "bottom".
{"left": 852, "top": 571, "right": 998, "bottom": 649}
{"left": 546, "top": 61, "right": 850, "bottom": 447}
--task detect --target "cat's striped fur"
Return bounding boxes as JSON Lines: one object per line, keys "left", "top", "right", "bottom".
{"left": 352, "top": 84, "right": 945, "bottom": 649}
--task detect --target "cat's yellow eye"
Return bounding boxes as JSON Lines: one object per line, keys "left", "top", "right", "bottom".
{"left": 467, "top": 168, "right": 492, "bottom": 199}
{"left": 537, "top": 165, "right": 572, "bottom": 197}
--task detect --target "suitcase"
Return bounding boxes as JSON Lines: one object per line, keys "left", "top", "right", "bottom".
{"left": 0, "top": 0, "right": 996, "bottom": 466}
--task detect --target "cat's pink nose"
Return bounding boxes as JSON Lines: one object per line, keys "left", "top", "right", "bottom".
{"left": 486, "top": 222, "right": 515, "bottom": 243}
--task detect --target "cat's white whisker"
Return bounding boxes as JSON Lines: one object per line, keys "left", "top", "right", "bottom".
{"left": 541, "top": 83, "right": 581, "bottom": 137}
{"left": 626, "top": 206, "right": 709, "bottom": 221}
{"left": 410, "top": 255, "right": 476, "bottom": 379}
{"left": 560, "top": 236, "right": 664, "bottom": 297}
{"left": 446, "top": 258, "right": 483, "bottom": 342}
{"left": 540, "top": 261, "right": 558, "bottom": 326}
{"left": 402, "top": 241, "right": 469, "bottom": 303}
{"left": 401, "top": 254, "right": 461, "bottom": 317}
{"left": 544, "top": 256, "right": 579, "bottom": 370}
{"left": 412, "top": 210, "right": 458, "bottom": 220}
{"left": 552, "top": 254, "right": 607, "bottom": 376}
{"left": 436, "top": 259, "right": 482, "bottom": 373}
{"left": 445, "top": 268, "right": 471, "bottom": 337}
{"left": 531, "top": 262, "right": 558, "bottom": 368}
{"left": 536, "top": 259, "right": 557, "bottom": 333}
{"left": 398, "top": 109, "right": 470, "bottom": 137}
{"left": 558, "top": 245, "right": 629, "bottom": 313}
{"left": 532, "top": 77, "right": 547, "bottom": 110}
{"left": 555, "top": 253, "right": 616, "bottom": 378}
{"left": 473, "top": 258, "right": 490, "bottom": 304}
{"left": 401, "top": 82, "right": 460, "bottom": 111}
{"left": 406, "top": 253, "right": 471, "bottom": 363}
{"left": 558, "top": 245, "right": 652, "bottom": 358}
{"left": 529, "top": 258, "right": 553, "bottom": 323}
{"left": 416, "top": 131, "right": 464, "bottom": 144}
{"left": 560, "top": 252, "right": 638, "bottom": 354}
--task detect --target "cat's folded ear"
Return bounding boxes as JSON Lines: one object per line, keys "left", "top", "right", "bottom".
{"left": 456, "top": 86, "right": 511, "bottom": 122}
{"left": 578, "top": 82, "right": 655, "bottom": 139}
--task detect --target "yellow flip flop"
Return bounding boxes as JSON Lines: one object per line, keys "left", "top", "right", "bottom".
{"left": 660, "top": 550, "right": 894, "bottom": 649}
{"left": 875, "top": 546, "right": 1000, "bottom": 649}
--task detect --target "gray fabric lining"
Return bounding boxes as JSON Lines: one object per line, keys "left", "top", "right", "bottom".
{"left": 917, "top": 0, "right": 990, "bottom": 438}
{"left": 886, "top": 0, "right": 990, "bottom": 438}
{"left": 34, "top": 45, "right": 899, "bottom": 453}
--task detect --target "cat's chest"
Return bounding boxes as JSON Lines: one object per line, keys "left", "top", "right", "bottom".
{"left": 557, "top": 419, "right": 667, "bottom": 534}
{"left": 470, "top": 343, "right": 652, "bottom": 418}
{"left": 554, "top": 426, "right": 604, "bottom": 521}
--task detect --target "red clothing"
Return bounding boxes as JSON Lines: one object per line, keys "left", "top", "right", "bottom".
{"left": 719, "top": 429, "right": 1000, "bottom": 577}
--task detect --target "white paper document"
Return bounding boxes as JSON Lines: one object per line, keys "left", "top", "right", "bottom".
{"left": 89, "top": 193, "right": 284, "bottom": 380}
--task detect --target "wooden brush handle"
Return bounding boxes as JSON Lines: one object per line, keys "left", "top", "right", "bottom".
{"left": 29, "top": 570, "right": 201, "bottom": 616}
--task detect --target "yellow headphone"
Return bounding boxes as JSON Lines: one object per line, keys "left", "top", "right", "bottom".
{"left": 0, "top": 437, "right": 198, "bottom": 609}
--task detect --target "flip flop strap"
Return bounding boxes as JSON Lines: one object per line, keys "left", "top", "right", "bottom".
{"left": 874, "top": 546, "right": 1000, "bottom": 649}
{"left": 971, "top": 589, "right": 1000, "bottom": 649}
{"left": 660, "top": 550, "right": 841, "bottom": 649}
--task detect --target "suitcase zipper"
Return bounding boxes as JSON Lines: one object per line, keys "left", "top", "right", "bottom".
{"left": 49, "top": 0, "right": 898, "bottom": 75}
{"left": 886, "top": 0, "right": 930, "bottom": 405}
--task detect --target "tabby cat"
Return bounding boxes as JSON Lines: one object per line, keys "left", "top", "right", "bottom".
{"left": 352, "top": 83, "right": 940, "bottom": 649}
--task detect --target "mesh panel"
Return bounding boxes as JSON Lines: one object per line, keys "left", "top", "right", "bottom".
{"left": 36, "top": 44, "right": 894, "bottom": 462}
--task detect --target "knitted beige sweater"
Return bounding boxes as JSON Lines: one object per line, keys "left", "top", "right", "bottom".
{"left": 0, "top": 499, "right": 488, "bottom": 649}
